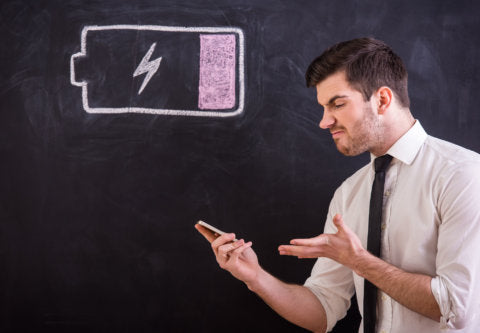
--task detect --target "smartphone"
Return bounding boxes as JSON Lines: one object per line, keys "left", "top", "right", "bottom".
{"left": 196, "top": 220, "right": 237, "bottom": 241}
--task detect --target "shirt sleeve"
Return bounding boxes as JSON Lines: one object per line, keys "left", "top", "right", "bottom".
{"left": 304, "top": 192, "right": 355, "bottom": 332}
{"left": 431, "top": 160, "right": 480, "bottom": 330}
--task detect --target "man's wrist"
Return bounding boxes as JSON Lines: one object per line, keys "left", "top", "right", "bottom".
{"left": 245, "top": 267, "right": 270, "bottom": 293}
{"left": 350, "top": 248, "right": 376, "bottom": 278}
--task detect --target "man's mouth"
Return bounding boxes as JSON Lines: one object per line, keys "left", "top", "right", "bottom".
{"left": 331, "top": 130, "right": 344, "bottom": 139}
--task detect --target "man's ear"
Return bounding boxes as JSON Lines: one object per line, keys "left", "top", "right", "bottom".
{"left": 375, "top": 86, "right": 393, "bottom": 114}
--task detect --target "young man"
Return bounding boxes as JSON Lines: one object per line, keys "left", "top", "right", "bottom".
{"left": 195, "top": 38, "right": 480, "bottom": 332}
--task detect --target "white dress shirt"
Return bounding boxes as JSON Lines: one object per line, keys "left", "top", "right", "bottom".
{"left": 304, "top": 121, "right": 480, "bottom": 332}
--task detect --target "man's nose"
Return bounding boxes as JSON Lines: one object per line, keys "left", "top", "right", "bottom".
{"left": 319, "top": 110, "right": 335, "bottom": 129}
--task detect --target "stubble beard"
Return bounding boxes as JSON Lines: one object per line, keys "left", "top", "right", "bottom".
{"left": 335, "top": 104, "right": 382, "bottom": 156}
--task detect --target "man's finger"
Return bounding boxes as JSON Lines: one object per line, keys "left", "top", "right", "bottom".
{"left": 218, "top": 239, "right": 245, "bottom": 257}
{"left": 210, "top": 233, "right": 237, "bottom": 257}
{"left": 278, "top": 245, "right": 322, "bottom": 258}
{"left": 332, "top": 214, "right": 355, "bottom": 238}
{"left": 229, "top": 241, "right": 253, "bottom": 261}
{"left": 289, "top": 235, "right": 329, "bottom": 247}
{"left": 332, "top": 214, "right": 345, "bottom": 230}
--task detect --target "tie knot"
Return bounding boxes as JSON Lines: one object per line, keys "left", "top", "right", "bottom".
{"left": 374, "top": 155, "right": 393, "bottom": 173}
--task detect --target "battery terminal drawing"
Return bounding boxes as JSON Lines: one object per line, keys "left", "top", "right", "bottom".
{"left": 70, "top": 25, "right": 245, "bottom": 117}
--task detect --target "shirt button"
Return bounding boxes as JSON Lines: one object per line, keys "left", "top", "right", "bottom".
{"left": 382, "top": 294, "right": 388, "bottom": 301}
{"left": 385, "top": 190, "right": 390, "bottom": 196}
{"left": 381, "top": 223, "right": 386, "bottom": 230}
{"left": 380, "top": 330, "right": 387, "bottom": 333}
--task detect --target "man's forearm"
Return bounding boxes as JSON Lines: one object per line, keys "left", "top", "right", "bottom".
{"left": 354, "top": 250, "right": 441, "bottom": 322}
{"left": 246, "top": 268, "right": 328, "bottom": 333}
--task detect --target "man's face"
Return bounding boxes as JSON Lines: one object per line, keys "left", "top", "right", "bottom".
{"left": 315, "top": 71, "right": 382, "bottom": 156}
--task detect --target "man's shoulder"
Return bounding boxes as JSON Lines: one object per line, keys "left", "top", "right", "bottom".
{"left": 418, "top": 136, "right": 480, "bottom": 188}
{"left": 423, "top": 135, "right": 480, "bottom": 166}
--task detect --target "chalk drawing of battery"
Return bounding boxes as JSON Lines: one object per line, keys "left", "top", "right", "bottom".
{"left": 70, "top": 25, "right": 245, "bottom": 117}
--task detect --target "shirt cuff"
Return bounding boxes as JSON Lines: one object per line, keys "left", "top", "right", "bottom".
{"left": 431, "top": 276, "right": 456, "bottom": 329}
{"left": 304, "top": 282, "right": 347, "bottom": 332}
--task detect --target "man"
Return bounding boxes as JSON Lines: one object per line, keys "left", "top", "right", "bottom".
{"left": 195, "top": 38, "right": 480, "bottom": 332}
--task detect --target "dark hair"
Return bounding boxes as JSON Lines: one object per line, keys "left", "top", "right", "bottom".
{"left": 305, "top": 37, "right": 410, "bottom": 108}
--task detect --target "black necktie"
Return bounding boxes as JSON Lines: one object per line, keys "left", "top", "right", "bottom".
{"left": 364, "top": 154, "right": 393, "bottom": 333}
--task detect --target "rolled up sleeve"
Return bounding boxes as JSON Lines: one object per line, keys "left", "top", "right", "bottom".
{"left": 304, "top": 257, "right": 355, "bottom": 332}
{"left": 432, "top": 162, "right": 480, "bottom": 330}
{"left": 304, "top": 199, "right": 356, "bottom": 332}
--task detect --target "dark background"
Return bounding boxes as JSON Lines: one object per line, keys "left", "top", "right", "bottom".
{"left": 1, "top": 0, "right": 480, "bottom": 332}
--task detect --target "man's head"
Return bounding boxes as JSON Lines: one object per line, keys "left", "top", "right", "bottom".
{"left": 305, "top": 37, "right": 410, "bottom": 109}
{"left": 306, "top": 38, "right": 414, "bottom": 157}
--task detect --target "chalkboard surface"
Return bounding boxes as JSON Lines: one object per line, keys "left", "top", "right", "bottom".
{"left": 1, "top": 0, "right": 480, "bottom": 332}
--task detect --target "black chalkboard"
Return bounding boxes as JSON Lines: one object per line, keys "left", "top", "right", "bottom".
{"left": 1, "top": 0, "right": 480, "bottom": 332}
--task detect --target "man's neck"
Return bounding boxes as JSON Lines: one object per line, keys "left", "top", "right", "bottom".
{"left": 371, "top": 109, "right": 415, "bottom": 157}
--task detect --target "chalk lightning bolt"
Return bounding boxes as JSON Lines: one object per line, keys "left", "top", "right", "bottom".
{"left": 133, "top": 42, "right": 162, "bottom": 95}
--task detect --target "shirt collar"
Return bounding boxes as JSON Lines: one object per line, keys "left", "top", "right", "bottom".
{"left": 370, "top": 120, "right": 427, "bottom": 165}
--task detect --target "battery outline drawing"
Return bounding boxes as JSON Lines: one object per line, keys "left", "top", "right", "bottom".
{"left": 70, "top": 25, "right": 245, "bottom": 117}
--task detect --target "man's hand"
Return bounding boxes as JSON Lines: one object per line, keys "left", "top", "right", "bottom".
{"left": 195, "top": 223, "right": 329, "bottom": 332}
{"left": 278, "top": 214, "right": 366, "bottom": 270}
{"left": 278, "top": 214, "right": 442, "bottom": 322}
{"left": 195, "top": 224, "right": 260, "bottom": 284}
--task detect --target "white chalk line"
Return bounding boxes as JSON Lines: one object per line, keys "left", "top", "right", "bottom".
{"left": 70, "top": 25, "right": 245, "bottom": 117}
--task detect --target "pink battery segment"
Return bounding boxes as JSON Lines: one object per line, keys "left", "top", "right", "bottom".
{"left": 198, "top": 34, "right": 236, "bottom": 110}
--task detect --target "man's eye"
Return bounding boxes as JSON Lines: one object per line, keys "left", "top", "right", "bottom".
{"left": 334, "top": 103, "right": 345, "bottom": 109}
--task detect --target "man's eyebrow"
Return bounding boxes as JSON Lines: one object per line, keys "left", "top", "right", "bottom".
{"left": 320, "top": 95, "right": 348, "bottom": 106}
{"left": 325, "top": 95, "right": 348, "bottom": 106}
